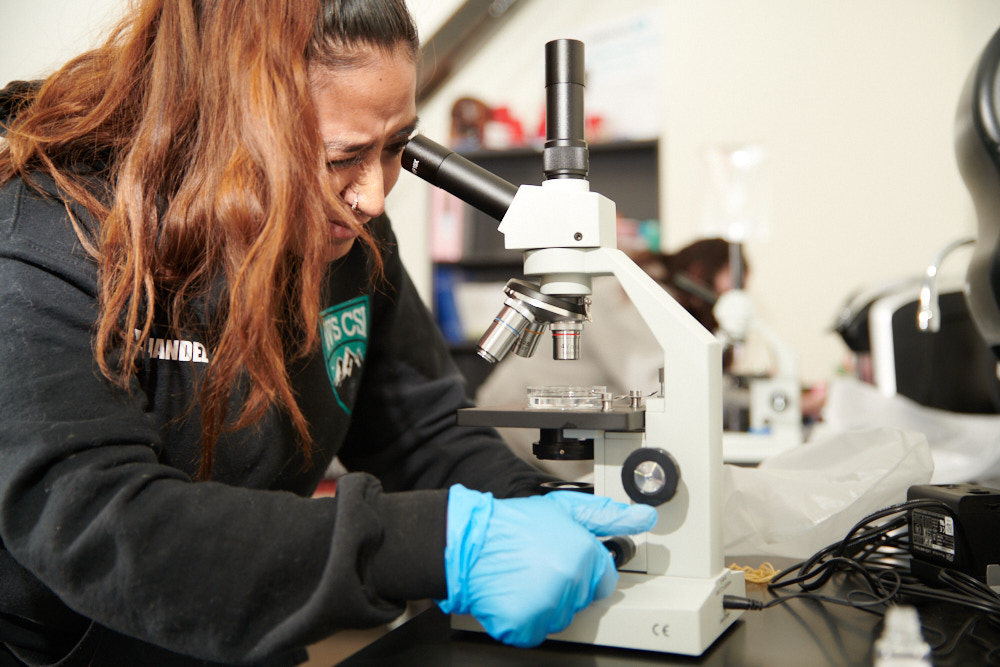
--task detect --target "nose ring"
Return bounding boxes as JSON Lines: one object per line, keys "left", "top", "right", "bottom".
{"left": 351, "top": 195, "right": 360, "bottom": 212}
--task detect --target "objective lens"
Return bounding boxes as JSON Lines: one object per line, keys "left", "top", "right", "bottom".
{"left": 513, "top": 322, "right": 546, "bottom": 358}
{"left": 477, "top": 303, "right": 530, "bottom": 364}
{"left": 551, "top": 320, "right": 583, "bottom": 360}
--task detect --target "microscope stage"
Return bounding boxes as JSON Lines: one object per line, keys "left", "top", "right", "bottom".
{"left": 457, "top": 405, "right": 645, "bottom": 431}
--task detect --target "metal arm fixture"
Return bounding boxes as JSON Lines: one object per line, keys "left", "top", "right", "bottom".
{"left": 917, "top": 236, "right": 975, "bottom": 333}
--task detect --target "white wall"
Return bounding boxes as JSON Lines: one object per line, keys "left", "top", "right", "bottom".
{"left": 659, "top": 0, "right": 1000, "bottom": 384}
{"left": 0, "top": 0, "right": 460, "bottom": 80}
{"left": 0, "top": 0, "right": 460, "bottom": 334}
{"left": 6, "top": 1, "right": 1000, "bottom": 385}
{"left": 403, "top": 0, "right": 1000, "bottom": 384}
{"left": 0, "top": 1, "right": 124, "bottom": 81}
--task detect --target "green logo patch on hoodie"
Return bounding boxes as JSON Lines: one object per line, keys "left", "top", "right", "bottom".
{"left": 320, "top": 295, "right": 369, "bottom": 414}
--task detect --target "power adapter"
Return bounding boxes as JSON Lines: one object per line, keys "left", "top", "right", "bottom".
{"left": 907, "top": 483, "right": 1000, "bottom": 586}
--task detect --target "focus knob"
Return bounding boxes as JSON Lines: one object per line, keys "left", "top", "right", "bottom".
{"left": 621, "top": 447, "right": 679, "bottom": 506}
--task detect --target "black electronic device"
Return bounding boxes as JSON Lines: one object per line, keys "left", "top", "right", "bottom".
{"left": 907, "top": 483, "right": 1000, "bottom": 586}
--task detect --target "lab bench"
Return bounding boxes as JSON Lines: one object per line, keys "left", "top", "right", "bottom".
{"left": 336, "top": 556, "right": 1000, "bottom": 666}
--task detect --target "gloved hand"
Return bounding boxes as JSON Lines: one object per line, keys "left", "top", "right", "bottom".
{"left": 437, "top": 484, "right": 658, "bottom": 648}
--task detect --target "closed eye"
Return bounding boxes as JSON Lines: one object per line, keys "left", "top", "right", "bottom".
{"left": 327, "top": 154, "right": 365, "bottom": 170}
{"left": 385, "top": 139, "right": 409, "bottom": 157}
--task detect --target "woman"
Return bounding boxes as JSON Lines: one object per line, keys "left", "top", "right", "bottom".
{"left": 0, "top": 1, "right": 654, "bottom": 664}
{"left": 649, "top": 238, "right": 745, "bottom": 334}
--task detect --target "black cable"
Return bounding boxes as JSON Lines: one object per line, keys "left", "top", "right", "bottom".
{"left": 929, "top": 615, "right": 980, "bottom": 658}
{"left": 724, "top": 559, "right": 902, "bottom": 613}
{"left": 770, "top": 514, "right": 904, "bottom": 581}
{"left": 918, "top": 623, "right": 949, "bottom": 652}
{"left": 724, "top": 493, "right": 1000, "bottom": 660}
{"left": 769, "top": 517, "right": 911, "bottom": 593}
{"left": 834, "top": 499, "right": 949, "bottom": 556}
{"left": 938, "top": 569, "right": 1000, "bottom": 605}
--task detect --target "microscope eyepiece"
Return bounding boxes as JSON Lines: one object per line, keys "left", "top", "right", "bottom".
{"left": 402, "top": 134, "right": 518, "bottom": 221}
{"left": 544, "top": 39, "right": 588, "bottom": 180}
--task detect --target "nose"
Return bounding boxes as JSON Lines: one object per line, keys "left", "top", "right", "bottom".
{"left": 347, "top": 163, "right": 386, "bottom": 218}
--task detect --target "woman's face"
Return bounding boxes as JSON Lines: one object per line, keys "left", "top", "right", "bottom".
{"left": 713, "top": 265, "right": 736, "bottom": 294}
{"left": 309, "top": 45, "right": 418, "bottom": 262}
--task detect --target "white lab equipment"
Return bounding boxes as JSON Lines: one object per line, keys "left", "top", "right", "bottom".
{"left": 402, "top": 39, "right": 743, "bottom": 656}
{"left": 714, "top": 288, "right": 803, "bottom": 463}
{"left": 873, "top": 606, "right": 932, "bottom": 667}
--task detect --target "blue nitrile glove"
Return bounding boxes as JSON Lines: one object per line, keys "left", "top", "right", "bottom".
{"left": 437, "top": 484, "right": 658, "bottom": 648}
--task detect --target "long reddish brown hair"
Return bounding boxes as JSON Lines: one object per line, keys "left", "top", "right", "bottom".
{"left": 0, "top": 0, "right": 418, "bottom": 478}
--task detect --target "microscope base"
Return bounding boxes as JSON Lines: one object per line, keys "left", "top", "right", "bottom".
{"left": 452, "top": 568, "right": 745, "bottom": 655}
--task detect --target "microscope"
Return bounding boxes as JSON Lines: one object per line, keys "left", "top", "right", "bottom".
{"left": 715, "top": 284, "right": 804, "bottom": 464}
{"left": 402, "top": 39, "right": 744, "bottom": 655}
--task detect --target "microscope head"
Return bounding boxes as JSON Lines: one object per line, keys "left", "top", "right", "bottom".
{"left": 403, "top": 39, "right": 618, "bottom": 366}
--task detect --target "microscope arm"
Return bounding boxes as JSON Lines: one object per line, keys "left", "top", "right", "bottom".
{"left": 752, "top": 317, "right": 799, "bottom": 380}
{"left": 524, "top": 246, "right": 727, "bottom": 578}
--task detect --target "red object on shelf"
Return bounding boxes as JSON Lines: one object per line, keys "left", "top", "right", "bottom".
{"left": 490, "top": 106, "right": 524, "bottom": 147}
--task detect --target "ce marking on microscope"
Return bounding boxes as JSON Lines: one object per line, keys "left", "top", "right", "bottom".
{"left": 651, "top": 623, "right": 670, "bottom": 638}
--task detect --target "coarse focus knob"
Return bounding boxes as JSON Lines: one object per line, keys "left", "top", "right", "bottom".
{"left": 621, "top": 447, "right": 680, "bottom": 506}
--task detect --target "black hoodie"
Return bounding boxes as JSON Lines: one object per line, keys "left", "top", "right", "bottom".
{"left": 0, "top": 95, "right": 552, "bottom": 665}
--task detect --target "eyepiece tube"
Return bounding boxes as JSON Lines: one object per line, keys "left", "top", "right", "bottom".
{"left": 544, "top": 39, "right": 588, "bottom": 180}
{"left": 402, "top": 134, "right": 519, "bottom": 221}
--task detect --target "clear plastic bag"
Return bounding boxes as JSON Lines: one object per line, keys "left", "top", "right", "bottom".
{"left": 723, "top": 427, "right": 934, "bottom": 557}
{"left": 818, "top": 377, "right": 1000, "bottom": 485}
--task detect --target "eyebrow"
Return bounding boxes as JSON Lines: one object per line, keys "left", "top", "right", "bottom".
{"left": 324, "top": 116, "right": 420, "bottom": 154}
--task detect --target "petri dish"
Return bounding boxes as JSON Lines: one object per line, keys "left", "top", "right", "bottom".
{"left": 526, "top": 385, "right": 607, "bottom": 410}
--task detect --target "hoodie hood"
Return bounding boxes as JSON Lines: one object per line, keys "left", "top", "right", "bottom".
{"left": 0, "top": 79, "right": 42, "bottom": 135}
